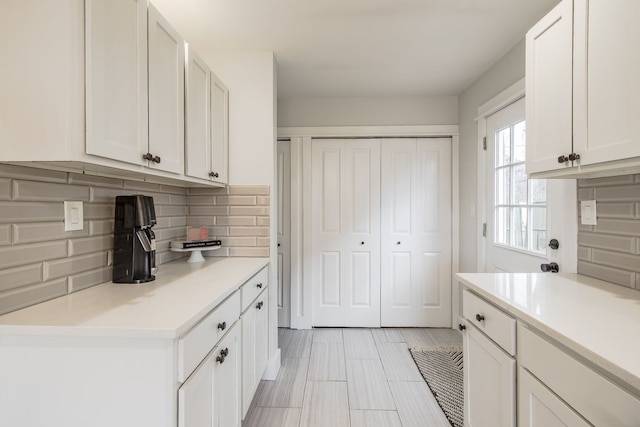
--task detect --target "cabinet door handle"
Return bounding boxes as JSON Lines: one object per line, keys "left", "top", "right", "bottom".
{"left": 475, "top": 314, "right": 485, "bottom": 322}
{"left": 568, "top": 152, "right": 580, "bottom": 161}
{"left": 153, "top": 155, "right": 161, "bottom": 164}
{"left": 557, "top": 155, "right": 569, "bottom": 164}
{"left": 209, "top": 171, "right": 219, "bottom": 178}
{"left": 217, "top": 321, "right": 227, "bottom": 331}
{"left": 256, "top": 301, "right": 264, "bottom": 310}
{"left": 458, "top": 323, "right": 466, "bottom": 331}
{"left": 142, "top": 152, "right": 154, "bottom": 161}
{"left": 257, "top": 282, "right": 263, "bottom": 289}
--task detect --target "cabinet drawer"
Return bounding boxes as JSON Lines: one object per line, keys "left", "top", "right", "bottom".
{"left": 463, "top": 289, "right": 516, "bottom": 355}
{"left": 519, "top": 323, "right": 640, "bottom": 426}
{"left": 178, "top": 291, "right": 240, "bottom": 382}
{"left": 241, "top": 266, "right": 268, "bottom": 312}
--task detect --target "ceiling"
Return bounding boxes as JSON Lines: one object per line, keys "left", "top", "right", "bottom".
{"left": 151, "top": 0, "right": 560, "bottom": 100}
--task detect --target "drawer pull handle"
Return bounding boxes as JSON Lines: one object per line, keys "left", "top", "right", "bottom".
{"left": 257, "top": 282, "right": 263, "bottom": 289}
{"left": 458, "top": 323, "right": 466, "bottom": 331}
{"left": 256, "top": 301, "right": 264, "bottom": 310}
{"left": 475, "top": 314, "right": 485, "bottom": 322}
{"left": 217, "top": 321, "right": 227, "bottom": 331}
{"left": 216, "top": 347, "right": 229, "bottom": 364}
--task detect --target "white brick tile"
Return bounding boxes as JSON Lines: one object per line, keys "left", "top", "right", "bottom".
{"left": 207, "top": 226, "right": 229, "bottom": 237}
{"left": 227, "top": 185, "right": 270, "bottom": 195}
{"left": 13, "top": 180, "right": 90, "bottom": 202}
{"left": 0, "top": 264, "right": 42, "bottom": 292}
{"left": 188, "top": 205, "right": 229, "bottom": 216}
{"left": 595, "top": 202, "right": 636, "bottom": 219}
{"left": 91, "top": 186, "right": 126, "bottom": 203}
{"left": 159, "top": 184, "right": 188, "bottom": 195}
{"left": 0, "top": 202, "right": 62, "bottom": 222}
{"left": 594, "top": 184, "right": 640, "bottom": 201}
{"left": 223, "top": 237, "right": 257, "bottom": 247}
{"left": 592, "top": 250, "right": 640, "bottom": 273}
{"left": 229, "top": 226, "right": 269, "bottom": 236}
{"left": 186, "top": 195, "right": 216, "bottom": 205}
{"left": 229, "top": 247, "right": 269, "bottom": 257}
{"left": 68, "top": 235, "right": 112, "bottom": 256}
{"left": 187, "top": 187, "right": 227, "bottom": 196}
{"left": 577, "top": 261, "right": 635, "bottom": 288}
{"left": 89, "top": 220, "right": 114, "bottom": 236}
{"left": 257, "top": 237, "right": 270, "bottom": 247}
{"left": 0, "top": 178, "right": 11, "bottom": 200}
{"left": 186, "top": 216, "right": 216, "bottom": 226}
{"left": 0, "top": 241, "right": 67, "bottom": 270}
{"left": 155, "top": 227, "right": 186, "bottom": 242}
{"left": 0, "top": 278, "right": 67, "bottom": 316}
{"left": 44, "top": 252, "right": 108, "bottom": 282}
{"left": 257, "top": 217, "right": 270, "bottom": 226}
{"left": 83, "top": 203, "right": 114, "bottom": 220}
{"left": 229, "top": 206, "right": 269, "bottom": 216}
{"left": 12, "top": 222, "right": 89, "bottom": 245}
{"left": 203, "top": 247, "right": 230, "bottom": 257}
{"left": 0, "top": 224, "right": 11, "bottom": 246}
{"left": 155, "top": 204, "right": 187, "bottom": 217}
{"left": 216, "top": 195, "right": 257, "bottom": 206}
{"left": 169, "top": 217, "right": 187, "bottom": 227}
{"left": 216, "top": 216, "right": 257, "bottom": 226}
{"left": 577, "top": 188, "right": 594, "bottom": 200}
{"left": 257, "top": 196, "right": 270, "bottom": 206}
{"left": 169, "top": 194, "right": 187, "bottom": 205}
{"left": 68, "top": 266, "right": 111, "bottom": 293}
{"left": 577, "top": 232, "right": 635, "bottom": 254}
{"left": 156, "top": 250, "right": 187, "bottom": 265}
{"left": 594, "top": 219, "right": 640, "bottom": 236}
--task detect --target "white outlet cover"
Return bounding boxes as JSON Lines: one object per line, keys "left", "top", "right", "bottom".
{"left": 580, "top": 200, "right": 597, "bottom": 225}
{"left": 64, "top": 201, "right": 84, "bottom": 231}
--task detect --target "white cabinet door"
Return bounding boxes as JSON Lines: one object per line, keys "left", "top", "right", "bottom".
{"left": 241, "top": 289, "right": 269, "bottom": 418}
{"left": 525, "top": 0, "right": 574, "bottom": 175}
{"left": 210, "top": 73, "right": 229, "bottom": 183}
{"left": 381, "top": 138, "right": 452, "bottom": 327}
{"left": 574, "top": 0, "right": 640, "bottom": 166}
{"left": 185, "top": 46, "right": 212, "bottom": 180}
{"left": 147, "top": 4, "right": 184, "bottom": 174}
{"left": 311, "top": 139, "right": 381, "bottom": 327}
{"left": 518, "top": 368, "right": 591, "bottom": 427}
{"left": 463, "top": 323, "right": 515, "bottom": 427}
{"left": 178, "top": 353, "right": 215, "bottom": 427}
{"left": 214, "top": 323, "right": 241, "bottom": 427}
{"left": 85, "top": 0, "right": 148, "bottom": 166}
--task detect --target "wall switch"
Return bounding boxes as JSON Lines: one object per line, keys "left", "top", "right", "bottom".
{"left": 469, "top": 204, "right": 476, "bottom": 218}
{"left": 64, "top": 201, "right": 84, "bottom": 231}
{"left": 580, "top": 200, "right": 597, "bottom": 225}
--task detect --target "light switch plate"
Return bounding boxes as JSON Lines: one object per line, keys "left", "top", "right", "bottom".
{"left": 64, "top": 201, "right": 84, "bottom": 231}
{"left": 580, "top": 200, "right": 597, "bottom": 225}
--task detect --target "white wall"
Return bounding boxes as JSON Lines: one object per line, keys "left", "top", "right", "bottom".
{"left": 458, "top": 40, "right": 526, "bottom": 273}
{"left": 201, "top": 51, "right": 280, "bottom": 378}
{"left": 278, "top": 96, "right": 458, "bottom": 127}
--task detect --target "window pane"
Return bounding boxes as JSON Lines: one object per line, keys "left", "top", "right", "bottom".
{"left": 530, "top": 179, "right": 546, "bottom": 205}
{"left": 495, "top": 167, "right": 510, "bottom": 205}
{"left": 511, "top": 207, "right": 528, "bottom": 250}
{"left": 513, "top": 120, "right": 526, "bottom": 163}
{"left": 513, "top": 164, "right": 528, "bottom": 205}
{"left": 496, "top": 127, "right": 511, "bottom": 167}
{"left": 495, "top": 207, "right": 510, "bottom": 245}
{"left": 531, "top": 207, "right": 547, "bottom": 253}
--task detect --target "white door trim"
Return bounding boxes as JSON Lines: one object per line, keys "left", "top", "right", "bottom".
{"left": 280, "top": 126, "right": 460, "bottom": 329}
{"left": 476, "top": 79, "right": 525, "bottom": 272}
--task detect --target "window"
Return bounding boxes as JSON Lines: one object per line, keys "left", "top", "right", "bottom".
{"left": 493, "top": 120, "right": 547, "bottom": 254}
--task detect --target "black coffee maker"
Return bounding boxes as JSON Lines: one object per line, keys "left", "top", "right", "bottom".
{"left": 112, "top": 195, "right": 157, "bottom": 283}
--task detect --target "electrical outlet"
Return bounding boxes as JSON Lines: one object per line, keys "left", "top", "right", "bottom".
{"left": 64, "top": 201, "right": 84, "bottom": 231}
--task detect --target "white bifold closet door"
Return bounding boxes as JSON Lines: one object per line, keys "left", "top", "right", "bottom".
{"left": 380, "top": 138, "right": 452, "bottom": 327}
{"left": 311, "top": 139, "right": 381, "bottom": 327}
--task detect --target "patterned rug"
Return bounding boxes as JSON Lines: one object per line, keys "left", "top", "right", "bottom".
{"left": 409, "top": 345, "right": 464, "bottom": 427}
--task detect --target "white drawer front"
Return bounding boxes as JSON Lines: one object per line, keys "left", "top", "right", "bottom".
{"left": 463, "top": 289, "right": 516, "bottom": 355}
{"left": 178, "top": 291, "right": 240, "bottom": 382}
{"left": 241, "top": 266, "right": 269, "bottom": 312}
{"left": 518, "top": 323, "right": 640, "bottom": 427}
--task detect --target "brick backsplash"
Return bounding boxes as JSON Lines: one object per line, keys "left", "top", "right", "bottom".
{"left": 0, "top": 164, "right": 271, "bottom": 316}
{"left": 577, "top": 173, "right": 640, "bottom": 289}
{"left": 187, "top": 185, "right": 271, "bottom": 258}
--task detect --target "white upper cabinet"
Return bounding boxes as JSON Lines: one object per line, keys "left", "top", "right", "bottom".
{"left": 85, "top": 0, "right": 148, "bottom": 167}
{"left": 526, "top": 0, "right": 640, "bottom": 178}
{"left": 185, "top": 46, "right": 229, "bottom": 184}
{"left": 147, "top": 4, "right": 185, "bottom": 174}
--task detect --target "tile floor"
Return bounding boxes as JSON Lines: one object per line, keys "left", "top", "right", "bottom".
{"left": 242, "top": 328, "right": 462, "bottom": 427}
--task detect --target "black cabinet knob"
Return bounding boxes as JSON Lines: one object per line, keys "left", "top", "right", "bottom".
{"left": 153, "top": 156, "right": 161, "bottom": 164}
{"left": 557, "top": 155, "right": 569, "bottom": 164}
{"left": 568, "top": 153, "right": 580, "bottom": 162}
{"left": 256, "top": 301, "right": 264, "bottom": 310}
{"left": 475, "top": 314, "right": 485, "bottom": 322}
{"left": 142, "top": 152, "right": 154, "bottom": 161}
{"left": 257, "top": 282, "right": 263, "bottom": 289}
{"left": 396, "top": 241, "right": 401, "bottom": 245}
{"left": 209, "top": 171, "right": 219, "bottom": 178}
{"left": 540, "top": 262, "right": 559, "bottom": 273}
{"left": 360, "top": 241, "right": 365, "bottom": 245}
{"left": 217, "top": 321, "right": 226, "bottom": 331}
{"left": 458, "top": 323, "right": 466, "bottom": 331}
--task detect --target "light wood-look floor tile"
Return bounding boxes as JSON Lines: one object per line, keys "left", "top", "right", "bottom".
{"left": 281, "top": 329, "right": 313, "bottom": 359}
{"left": 242, "top": 407, "right": 301, "bottom": 427}
{"left": 389, "top": 381, "right": 451, "bottom": 427}
{"left": 300, "top": 381, "right": 350, "bottom": 427}
{"left": 371, "top": 328, "right": 406, "bottom": 344}
{"left": 401, "top": 327, "right": 462, "bottom": 348}
{"left": 343, "top": 329, "right": 379, "bottom": 359}
{"left": 312, "top": 328, "right": 343, "bottom": 343}
{"left": 346, "top": 359, "right": 395, "bottom": 410}
{"left": 254, "top": 357, "right": 309, "bottom": 408}
{"left": 308, "top": 342, "right": 346, "bottom": 381}
{"left": 350, "top": 410, "right": 403, "bottom": 427}
{"left": 377, "top": 342, "right": 423, "bottom": 381}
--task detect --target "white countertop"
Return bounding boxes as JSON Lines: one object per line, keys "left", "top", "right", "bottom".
{"left": 0, "top": 257, "right": 269, "bottom": 339}
{"left": 456, "top": 272, "right": 640, "bottom": 393}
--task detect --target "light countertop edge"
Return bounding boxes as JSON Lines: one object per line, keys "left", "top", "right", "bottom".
{"left": 0, "top": 257, "right": 269, "bottom": 340}
{"left": 456, "top": 272, "right": 640, "bottom": 395}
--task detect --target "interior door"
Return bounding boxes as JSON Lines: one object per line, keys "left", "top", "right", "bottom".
{"left": 381, "top": 138, "right": 452, "bottom": 327}
{"left": 277, "top": 141, "right": 291, "bottom": 328}
{"left": 485, "top": 97, "right": 576, "bottom": 273}
{"left": 311, "top": 139, "right": 381, "bottom": 327}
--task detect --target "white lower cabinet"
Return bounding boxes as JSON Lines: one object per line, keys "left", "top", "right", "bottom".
{"left": 518, "top": 368, "right": 590, "bottom": 427}
{"left": 463, "top": 323, "right": 515, "bottom": 427}
{"left": 241, "top": 271, "right": 270, "bottom": 419}
{"left": 178, "top": 322, "right": 241, "bottom": 427}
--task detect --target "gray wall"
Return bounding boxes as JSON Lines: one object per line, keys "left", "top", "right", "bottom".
{"left": 277, "top": 96, "right": 458, "bottom": 127}
{"left": 457, "top": 40, "right": 526, "bottom": 273}
{"left": 0, "top": 164, "right": 270, "bottom": 316}
{"left": 577, "top": 174, "right": 640, "bottom": 289}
